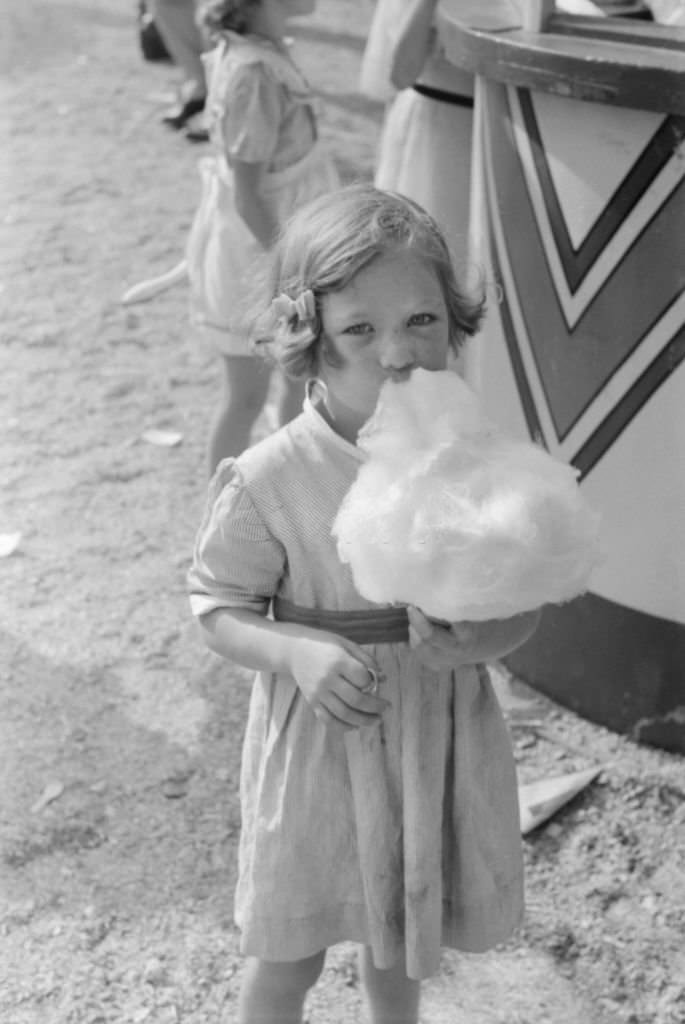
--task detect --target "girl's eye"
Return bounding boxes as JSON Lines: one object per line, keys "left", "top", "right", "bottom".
{"left": 409, "top": 313, "right": 437, "bottom": 327}
{"left": 342, "top": 322, "right": 373, "bottom": 336}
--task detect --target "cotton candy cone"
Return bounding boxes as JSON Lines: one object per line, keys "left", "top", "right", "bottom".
{"left": 518, "top": 767, "right": 602, "bottom": 835}
{"left": 333, "top": 369, "right": 602, "bottom": 621}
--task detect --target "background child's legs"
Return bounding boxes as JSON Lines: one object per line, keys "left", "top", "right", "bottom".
{"left": 359, "top": 946, "right": 421, "bottom": 1024}
{"left": 151, "top": 0, "right": 206, "bottom": 102}
{"left": 238, "top": 951, "right": 326, "bottom": 1024}
{"left": 208, "top": 355, "right": 272, "bottom": 473}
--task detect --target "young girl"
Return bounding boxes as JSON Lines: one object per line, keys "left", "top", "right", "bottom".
{"left": 126, "top": 0, "right": 339, "bottom": 471}
{"left": 188, "top": 185, "right": 540, "bottom": 1024}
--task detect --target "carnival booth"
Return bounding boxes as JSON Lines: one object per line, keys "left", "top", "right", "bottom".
{"left": 436, "top": 0, "right": 685, "bottom": 751}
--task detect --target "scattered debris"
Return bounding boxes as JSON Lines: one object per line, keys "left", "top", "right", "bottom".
{"left": 516, "top": 733, "right": 538, "bottom": 750}
{"left": 0, "top": 532, "right": 22, "bottom": 557}
{"left": 141, "top": 429, "right": 183, "bottom": 448}
{"left": 490, "top": 662, "right": 541, "bottom": 716}
{"left": 122, "top": 260, "right": 187, "bottom": 306}
{"left": 142, "top": 956, "right": 169, "bottom": 987}
{"left": 519, "top": 767, "right": 602, "bottom": 835}
{"left": 31, "top": 780, "right": 65, "bottom": 814}
{"left": 161, "top": 769, "right": 194, "bottom": 799}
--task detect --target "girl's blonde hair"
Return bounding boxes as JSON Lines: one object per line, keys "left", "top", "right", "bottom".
{"left": 196, "top": 0, "right": 260, "bottom": 38}
{"left": 251, "top": 184, "right": 485, "bottom": 378}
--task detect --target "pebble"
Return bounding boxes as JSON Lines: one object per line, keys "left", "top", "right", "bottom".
{"left": 143, "top": 958, "right": 169, "bottom": 987}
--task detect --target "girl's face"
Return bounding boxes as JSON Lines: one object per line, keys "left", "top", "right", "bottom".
{"left": 318, "top": 249, "right": 450, "bottom": 440}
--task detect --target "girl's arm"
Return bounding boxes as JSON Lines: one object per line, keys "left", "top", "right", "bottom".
{"left": 390, "top": 0, "right": 438, "bottom": 90}
{"left": 200, "top": 606, "right": 389, "bottom": 730}
{"left": 408, "top": 605, "right": 541, "bottom": 671}
{"left": 232, "top": 159, "right": 279, "bottom": 249}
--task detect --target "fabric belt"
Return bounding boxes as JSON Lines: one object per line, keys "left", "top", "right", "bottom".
{"left": 413, "top": 84, "right": 474, "bottom": 108}
{"left": 272, "top": 596, "right": 409, "bottom": 645}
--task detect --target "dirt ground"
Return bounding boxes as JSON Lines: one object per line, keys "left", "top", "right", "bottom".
{"left": 1, "top": 2, "right": 684, "bottom": 1023}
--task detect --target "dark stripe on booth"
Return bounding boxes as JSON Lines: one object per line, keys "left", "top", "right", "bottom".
{"left": 573, "top": 322, "right": 685, "bottom": 479}
{"left": 518, "top": 92, "right": 685, "bottom": 294}
{"left": 506, "top": 592, "right": 685, "bottom": 754}
{"left": 484, "top": 116, "right": 545, "bottom": 448}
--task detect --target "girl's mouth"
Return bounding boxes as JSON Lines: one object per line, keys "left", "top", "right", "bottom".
{"left": 388, "top": 367, "right": 416, "bottom": 382}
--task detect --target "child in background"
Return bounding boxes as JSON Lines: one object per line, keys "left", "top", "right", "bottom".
{"left": 368, "top": 0, "right": 475, "bottom": 266}
{"left": 151, "top": 0, "right": 208, "bottom": 129}
{"left": 188, "top": 184, "right": 540, "bottom": 1024}
{"left": 366, "top": 0, "right": 605, "bottom": 269}
{"left": 358, "top": 0, "right": 404, "bottom": 106}
{"left": 125, "top": 0, "right": 339, "bottom": 472}
{"left": 189, "top": 0, "right": 339, "bottom": 471}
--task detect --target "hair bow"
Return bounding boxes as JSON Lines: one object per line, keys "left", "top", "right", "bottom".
{"left": 270, "top": 289, "right": 316, "bottom": 324}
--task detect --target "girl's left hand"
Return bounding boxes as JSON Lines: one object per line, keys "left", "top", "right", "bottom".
{"left": 407, "top": 604, "right": 541, "bottom": 670}
{"left": 407, "top": 606, "right": 476, "bottom": 670}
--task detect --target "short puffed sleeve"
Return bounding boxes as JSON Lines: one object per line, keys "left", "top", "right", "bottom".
{"left": 221, "top": 62, "right": 282, "bottom": 163}
{"left": 188, "top": 459, "right": 286, "bottom": 618}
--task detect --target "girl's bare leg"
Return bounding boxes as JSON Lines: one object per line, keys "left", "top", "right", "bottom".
{"left": 208, "top": 355, "right": 271, "bottom": 474}
{"left": 359, "top": 946, "right": 421, "bottom": 1024}
{"left": 237, "top": 951, "right": 326, "bottom": 1024}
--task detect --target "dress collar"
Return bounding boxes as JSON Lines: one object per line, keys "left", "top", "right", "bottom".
{"left": 302, "top": 380, "right": 366, "bottom": 464}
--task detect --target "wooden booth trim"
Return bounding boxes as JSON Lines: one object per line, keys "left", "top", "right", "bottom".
{"left": 437, "top": 2, "right": 685, "bottom": 115}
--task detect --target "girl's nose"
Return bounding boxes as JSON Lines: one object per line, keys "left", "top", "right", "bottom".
{"left": 378, "top": 330, "right": 414, "bottom": 369}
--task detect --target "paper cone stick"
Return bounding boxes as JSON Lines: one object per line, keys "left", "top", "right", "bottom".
{"left": 519, "top": 767, "right": 602, "bottom": 835}
{"left": 121, "top": 259, "right": 187, "bottom": 305}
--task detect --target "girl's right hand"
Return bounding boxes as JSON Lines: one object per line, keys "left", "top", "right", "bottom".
{"left": 289, "top": 632, "right": 390, "bottom": 731}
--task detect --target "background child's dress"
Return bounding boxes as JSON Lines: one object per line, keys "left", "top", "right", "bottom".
{"left": 188, "top": 389, "right": 524, "bottom": 980}
{"left": 374, "top": 53, "right": 474, "bottom": 262}
{"left": 358, "top": 0, "right": 404, "bottom": 103}
{"left": 186, "top": 32, "right": 339, "bottom": 354}
{"left": 364, "top": 1, "right": 475, "bottom": 265}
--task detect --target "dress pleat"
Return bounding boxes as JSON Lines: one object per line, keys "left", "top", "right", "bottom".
{"left": 400, "top": 667, "right": 448, "bottom": 979}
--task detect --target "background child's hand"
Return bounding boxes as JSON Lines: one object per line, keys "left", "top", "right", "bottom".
{"left": 290, "top": 632, "right": 390, "bottom": 731}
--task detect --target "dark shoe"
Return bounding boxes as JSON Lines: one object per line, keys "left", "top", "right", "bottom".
{"left": 161, "top": 95, "right": 206, "bottom": 130}
{"left": 185, "top": 126, "right": 210, "bottom": 144}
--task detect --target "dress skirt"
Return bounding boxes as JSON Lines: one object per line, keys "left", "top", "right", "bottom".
{"left": 186, "top": 143, "right": 339, "bottom": 356}
{"left": 235, "top": 645, "right": 524, "bottom": 981}
{"left": 375, "top": 87, "right": 474, "bottom": 271}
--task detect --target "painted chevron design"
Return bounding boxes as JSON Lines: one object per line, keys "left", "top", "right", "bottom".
{"left": 482, "top": 81, "right": 685, "bottom": 476}
{"left": 509, "top": 88, "right": 685, "bottom": 329}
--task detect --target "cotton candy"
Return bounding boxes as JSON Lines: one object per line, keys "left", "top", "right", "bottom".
{"left": 332, "top": 369, "right": 601, "bottom": 621}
